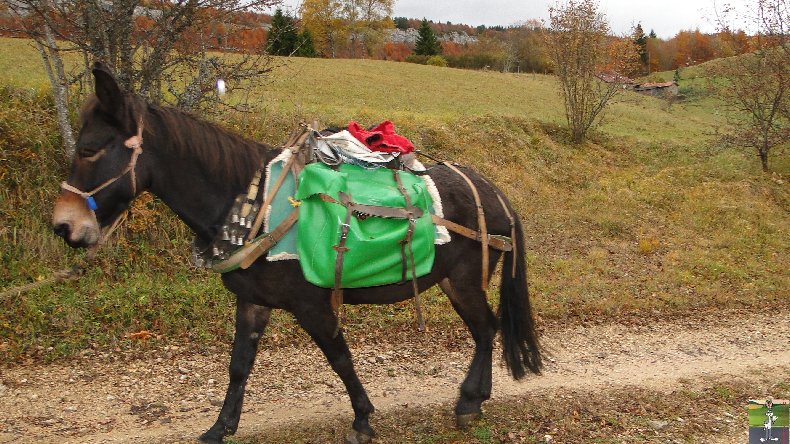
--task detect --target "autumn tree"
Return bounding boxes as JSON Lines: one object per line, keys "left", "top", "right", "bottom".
{"left": 546, "top": 0, "right": 639, "bottom": 143}
{"left": 300, "top": 0, "right": 345, "bottom": 57}
{"left": 4, "top": 0, "right": 279, "bottom": 156}
{"left": 415, "top": 19, "right": 441, "bottom": 56}
{"left": 342, "top": 0, "right": 395, "bottom": 57}
{"left": 299, "top": 0, "right": 393, "bottom": 57}
{"left": 645, "top": 29, "right": 663, "bottom": 72}
{"left": 513, "top": 20, "right": 551, "bottom": 73}
{"left": 708, "top": 0, "right": 789, "bottom": 172}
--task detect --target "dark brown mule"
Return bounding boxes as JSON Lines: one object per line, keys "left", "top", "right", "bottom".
{"left": 52, "top": 64, "right": 541, "bottom": 443}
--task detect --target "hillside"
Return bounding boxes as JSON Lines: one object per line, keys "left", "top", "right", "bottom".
{"left": 0, "top": 37, "right": 788, "bottom": 363}
{"left": 0, "top": 37, "right": 719, "bottom": 143}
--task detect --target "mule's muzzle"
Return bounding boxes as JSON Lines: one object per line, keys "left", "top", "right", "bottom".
{"left": 53, "top": 223, "right": 92, "bottom": 248}
{"left": 52, "top": 221, "right": 97, "bottom": 248}
{"left": 53, "top": 222, "right": 70, "bottom": 240}
{"left": 52, "top": 191, "right": 101, "bottom": 248}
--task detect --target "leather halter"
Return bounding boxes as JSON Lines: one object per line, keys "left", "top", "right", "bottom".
{"left": 60, "top": 121, "right": 144, "bottom": 211}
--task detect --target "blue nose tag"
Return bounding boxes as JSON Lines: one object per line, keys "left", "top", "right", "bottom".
{"left": 86, "top": 196, "right": 98, "bottom": 211}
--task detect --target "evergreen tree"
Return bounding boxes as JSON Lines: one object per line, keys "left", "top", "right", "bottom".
{"left": 267, "top": 9, "right": 299, "bottom": 56}
{"left": 414, "top": 19, "right": 441, "bottom": 56}
{"left": 393, "top": 16, "right": 409, "bottom": 30}
{"left": 296, "top": 28, "right": 317, "bottom": 57}
{"left": 648, "top": 29, "right": 657, "bottom": 39}
{"left": 632, "top": 23, "right": 648, "bottom": 67}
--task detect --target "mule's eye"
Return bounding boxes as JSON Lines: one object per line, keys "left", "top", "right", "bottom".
{"left": 79, "top": 148, "right": 107, "bottom": 162}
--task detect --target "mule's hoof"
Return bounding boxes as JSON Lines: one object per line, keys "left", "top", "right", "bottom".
{"left": 198, "top": 428, "right": 224, "bottom": 444}
{"left": 456, "top": 412, "right": 482, "bottom": 429}
{"left": 345, "top": 429, "right": 374, "bottom": 444}
{"left": 198, "top": 434, "right": 222, "bottom": 444}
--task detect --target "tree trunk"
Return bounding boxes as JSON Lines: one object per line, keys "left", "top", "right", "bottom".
{"left": 35, "top": 6, "right": 76, "bottom": 158}
{"left": 759, "top": 127, "right": 771, "bottom": 172}
{"left": 759, "top": 149, "right": 769, "bottom": 172}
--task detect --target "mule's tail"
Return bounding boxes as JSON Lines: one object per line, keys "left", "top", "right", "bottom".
{"left": 499, "top": 213, "right": 542, "bottom": 379}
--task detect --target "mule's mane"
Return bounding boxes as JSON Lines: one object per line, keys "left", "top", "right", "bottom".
{"left": 82, "top": 95, "right": 272, "bottom": 189}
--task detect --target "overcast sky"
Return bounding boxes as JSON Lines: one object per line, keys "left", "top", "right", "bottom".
{"left": 273, "top": 0, "right": 753, "bottom": 39}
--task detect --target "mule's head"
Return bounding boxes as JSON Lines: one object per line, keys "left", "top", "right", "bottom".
{"left": 52, "top": 63, "right": 145, "bottom": 248}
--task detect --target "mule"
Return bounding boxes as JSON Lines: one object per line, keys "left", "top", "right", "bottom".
{"left": 52, "top": 63, "right": 541, "bottom": 443}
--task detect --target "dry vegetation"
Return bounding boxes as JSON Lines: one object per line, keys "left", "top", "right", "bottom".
{"left": 0, "top": 36, "right": 788, "bottom": 364}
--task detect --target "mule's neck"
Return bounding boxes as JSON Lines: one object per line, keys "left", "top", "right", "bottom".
{"left": 139, "top": 112, "right": 273, "bottom": 243}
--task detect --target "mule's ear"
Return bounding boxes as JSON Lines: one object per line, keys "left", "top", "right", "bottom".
{"left": 92, "top": 62, "right": 124, "bottom": 118}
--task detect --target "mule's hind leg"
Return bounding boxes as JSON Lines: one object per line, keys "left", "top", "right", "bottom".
{"left": 439, "top": 277, "right": 498, "bottom": 428}
{"left": 200, "top": 301, "right": 271, "bottom": 443}
{"left": 293, "top": 304, "right": 376, "bottom": 444}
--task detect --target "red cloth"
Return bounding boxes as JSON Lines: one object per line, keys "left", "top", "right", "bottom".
{"left": 347, "top": 121, "right": 414, "bottom": 154}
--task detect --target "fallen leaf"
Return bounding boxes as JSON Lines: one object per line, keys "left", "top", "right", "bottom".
{"left": 127, "top": 330, "right": 153, "bottom": 341}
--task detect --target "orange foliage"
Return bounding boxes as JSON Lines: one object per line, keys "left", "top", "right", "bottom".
{"left": 441, "top": 41, "right": 464, "bottom": 56}
{"left": 226, "top": 28, "right": 267, "bottom": 51}
{"left": 646, "top": 28, "right": 752, "bottom": 72}
{"left": 383, "top": 42, "right": 411, "bottom": 61}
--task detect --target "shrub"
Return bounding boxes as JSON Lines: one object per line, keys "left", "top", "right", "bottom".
{"left": 444, "top": 53, "right": 503, "bottom": 71}
{"left": 426, "top": 55, "right": 448, "bottom": 67}
{"left": 404, "top": 54, "right": 429, "bottom": 65}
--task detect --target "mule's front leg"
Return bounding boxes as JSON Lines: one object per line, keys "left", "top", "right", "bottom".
{"left": 200, "top": 301, "right": 271, "bottom": 444}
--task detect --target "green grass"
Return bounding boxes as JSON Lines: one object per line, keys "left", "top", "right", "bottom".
{"left": 0, "top": 37, "right": 722, "bottom": 145}
{"left": 0, "top": 36, "right": 788, "bottom": 363}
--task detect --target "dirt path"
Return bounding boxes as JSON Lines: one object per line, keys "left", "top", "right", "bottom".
{"left": 1, "top": 309, "right": 788, "bottom": 443}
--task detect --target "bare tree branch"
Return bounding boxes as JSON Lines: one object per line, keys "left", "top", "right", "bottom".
{"left": 4, "top": 0, "right": 282, "bottom": 151}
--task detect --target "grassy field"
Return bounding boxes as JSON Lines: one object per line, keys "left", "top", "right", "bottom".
{"left": 0, "top": 36, "right": 788, "bottom": 362}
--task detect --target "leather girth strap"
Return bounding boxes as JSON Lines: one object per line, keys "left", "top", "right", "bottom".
{"left": 430, "top": 214, "right": 512, "bottom": 252}
{"left": 441, "top": 162, "right": 490, "bottom": 290}
{"left": 393, "top": 170, "right": 425, "bottom": 332}
{"left": 331, "top": 203, "right": 354, "bottom": 336}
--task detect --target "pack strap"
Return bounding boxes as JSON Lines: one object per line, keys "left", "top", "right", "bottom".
{"left": 495, "top": 192, "right": 518, "bottom": 278}
{"left": 317, "top": 192, "right": 423, "bottom": 220}
{"left": 431, "top": 214, "right": 512, "bottom": 252}
{"left": 247, "top": 129, "right": 311, "bottom": 242}
{"left": 330, "top": 204, "right": 354, "bottom": 337}
{"left": 393, "top": 170, "right": 425, "bottom": 332}
{"left": 441, "top": 162, "right": 490, "bottom": 289}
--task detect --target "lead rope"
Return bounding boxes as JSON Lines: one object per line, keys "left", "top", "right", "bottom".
{"left": 1, "top": 123, "right": 144, "bottom": 299}
{"left": 0, "top": 209, "right": 128, "bottom": 299}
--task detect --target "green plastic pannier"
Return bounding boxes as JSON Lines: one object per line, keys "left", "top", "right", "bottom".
{"left": 295, "top": 162, "right": 436, "bottom": 288}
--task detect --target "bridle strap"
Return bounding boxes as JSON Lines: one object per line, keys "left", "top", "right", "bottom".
{"left": 60, "top": 121, "right": 144, "bottom": 204}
